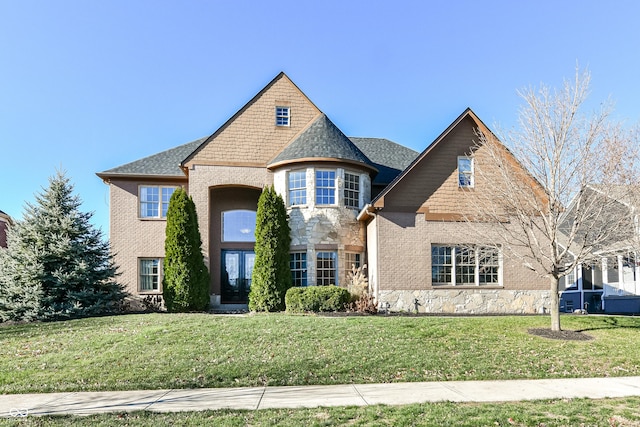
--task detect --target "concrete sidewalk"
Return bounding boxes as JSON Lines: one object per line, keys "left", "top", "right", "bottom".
{"left": 2, "top": 377, "right": 640, "bottom": 417}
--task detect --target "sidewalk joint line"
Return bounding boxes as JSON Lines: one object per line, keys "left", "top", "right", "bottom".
{"left": 255, "top": 387, "right": 266, "bottom": 410}
{"left": 352, "top": 384, "right": 370, "bottom": 405}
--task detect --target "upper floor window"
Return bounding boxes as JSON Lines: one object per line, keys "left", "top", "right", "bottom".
{"left": 288, "top": 170, "right": 307, "bottom": 206}
{"left": 222, "top": 210, "right": 256, "bottom": 242}
{"left": 458, "top": 156, "right": 474, "bottom": 188}
{"left": 276, "top": 106, "right": 290, "bottom": 126}
{"left": 316, "top": 170, "right": 336, "bottom": 205}
{"left": 344, "top": 172, "right": 360, "bottom": 209}
{"left": 140, "top": 186, "right": 176, "bottom": 218}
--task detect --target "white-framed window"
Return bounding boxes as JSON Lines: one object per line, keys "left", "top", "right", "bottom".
{"left": 222, "top": 210, "right": 256, "bottom": 242}
{"left": 288, "top": 170, "right": 307, "bottom": 206}
{"left": 431, "top": 245, "right": 500, "bottom": 286}
{"left": 139, "top": 258, "right": 162, "bottom": 292}
{"left": 290, "top": 252, "right": 307, "bottom": 287}
{"left": 139, "top": 185, "right": 176, "bottom": 218}
{"left": 458, "top": 156, "right": 474, "bottom": 188}
{"left": 276, "top": 106, "right": 290, "bottom": 126}
{"left": 317, "top": 251, "right": 337, "bottom": 286}
{"left": 344, "top": 172, "right": 360, "bottom": 209}
{"left": 316, "top": 170, "right": 336, "bottom": 205}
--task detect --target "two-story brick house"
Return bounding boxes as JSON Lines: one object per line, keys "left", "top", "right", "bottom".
{"left": 98, "top": 72, "right": 550, "bottom": 312}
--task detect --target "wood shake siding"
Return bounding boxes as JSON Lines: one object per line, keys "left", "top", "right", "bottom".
{"left": 185, "top": 76, "right": 321, "bottom": 167}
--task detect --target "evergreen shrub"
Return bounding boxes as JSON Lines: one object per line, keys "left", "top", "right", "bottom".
{"left": 285, "top": 286, "right": 350, "bottom": 313}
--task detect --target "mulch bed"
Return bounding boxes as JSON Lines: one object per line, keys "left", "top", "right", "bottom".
{"left": 528, "top": 328, "right": 593, "bottom": 341}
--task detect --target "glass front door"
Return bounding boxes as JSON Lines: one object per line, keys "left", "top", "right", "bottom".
{"left": 221, "top": 250, "right": 255, "bottom": 304}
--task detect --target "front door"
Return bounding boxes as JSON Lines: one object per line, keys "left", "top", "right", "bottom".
{"left": 221, "top": 250, "right": 255, "bottom": 304}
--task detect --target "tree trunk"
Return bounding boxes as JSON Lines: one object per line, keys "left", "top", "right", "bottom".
{"left": 549, "top": 275, "right": 561, "bottom": 331}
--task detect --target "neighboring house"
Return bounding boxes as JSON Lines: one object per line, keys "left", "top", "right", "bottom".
{"left": 0, "top": 210, "right": 12, "bottom": 248}
{"left": 559, "top": 185, "right": 640, "bottom": 314}
{"left": 98, "top": 72, "right": 550, "bottom": 313}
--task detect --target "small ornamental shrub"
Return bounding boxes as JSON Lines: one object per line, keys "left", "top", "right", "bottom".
{"left": 285, "top": 285, "right": 350, "bottom": 313}
{"left": 345, "top": 264, "right": 377, "bottom": 314}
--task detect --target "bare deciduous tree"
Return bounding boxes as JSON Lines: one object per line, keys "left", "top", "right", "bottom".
{"left": 469, "top": 69, "right": 639, "bottom": 331}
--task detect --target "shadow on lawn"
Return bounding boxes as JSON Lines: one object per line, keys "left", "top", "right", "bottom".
{"left": 575, "top": 316, "right": 640, "bottom": 333}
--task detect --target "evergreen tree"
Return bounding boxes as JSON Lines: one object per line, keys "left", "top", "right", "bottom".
{"left": 0, "top": 171, "right": 125, "bottom": 322}
{"left": 162, "top": 187, "right": 210, "bottom": 312}
{"left": 249, "top": 186, "right": 291, "bottom": 312}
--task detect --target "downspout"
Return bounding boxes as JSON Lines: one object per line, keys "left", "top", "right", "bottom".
{"left": 357, "top": 204, "right": 379, "bottom": 307}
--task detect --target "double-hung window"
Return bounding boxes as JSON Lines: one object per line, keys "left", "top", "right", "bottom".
{"left": 316, "top": 170, "right": 336, "bottom": 205}
{"left": 458, "top": 156, "right": 474, "bottom": 188}
{"left": 290, "top": 252, "right": 307, "bottom": 287}
{"left": 316, "top": 251, "right": 337, "bottom": 286}
{"left": 344, "top": 172, "right": 360, "bottom": 209}
{"left": 288, "top": 171, "right": 307, "bottom": 206}
{"left": 276, "top": 107, "right": 290, "bottom": 126}
{"left": 140, "top": 186, "right": 176, "bottom": 218}
{"left": 139, "top": 258, "right": 162, "bottom": 292}
{"left": 431, "top": 245, "right": 500, "bottom": 286}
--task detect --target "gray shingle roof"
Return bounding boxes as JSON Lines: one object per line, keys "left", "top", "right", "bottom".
{"left": 350, "top": 137, "right": 418, "bottom": 185}
{"left": 268, "top": 114, "right": 375, "bottom": 171}
{"left": 97, "top": 137, "right": 206, "bottom": 178}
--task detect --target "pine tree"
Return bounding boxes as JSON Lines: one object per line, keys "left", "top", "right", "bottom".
{"left": 0, "top": 171, "right": 125, "bottom": 322}
{"left": 249, "top": 186, "right": 291, "bottom": 312}
{"left": 162, "top": 187, "right": 210, "bottom": 312}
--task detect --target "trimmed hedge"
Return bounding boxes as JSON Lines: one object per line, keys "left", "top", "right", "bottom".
{"left": 285, "top": 285, "right": 350, "bottom": 313}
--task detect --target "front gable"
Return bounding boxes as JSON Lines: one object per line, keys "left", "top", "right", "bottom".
{"left": 372, "top": 109, "right": 543, "bottom": 220}
{"left": 183, "top": 73, "right": 322, "bottom": 169}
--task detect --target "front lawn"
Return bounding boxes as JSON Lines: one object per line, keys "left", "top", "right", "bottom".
{"left": 1, "top": 313, "right": 639, "bottom": 394}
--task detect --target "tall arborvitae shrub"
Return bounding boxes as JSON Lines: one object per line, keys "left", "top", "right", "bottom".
{"left": 0, "top": 171, "right": 125, "bottom": 322}
{"left": 249, "top": 186, "right": 291, "bottom": 312}
{"left": 162, "top": 188, "right": 210, "bottom": 312}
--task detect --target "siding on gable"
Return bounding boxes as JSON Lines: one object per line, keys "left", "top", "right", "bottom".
{"left": 185, "top": 75, "right": 321, "bottom": 167}
{"left": 381, "top": 116, "right": 507, "bottom": 217}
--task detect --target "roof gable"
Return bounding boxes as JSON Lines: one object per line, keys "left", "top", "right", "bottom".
{"left": 182, "top": 72, "right": 322, "bottom": 168}
{"left": 371, "top": 108, "right": 544, "bottom": 217}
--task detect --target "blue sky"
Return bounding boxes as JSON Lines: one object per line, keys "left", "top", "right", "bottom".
{"left": 1, "top": 0, "right": 639, "bottom": 235}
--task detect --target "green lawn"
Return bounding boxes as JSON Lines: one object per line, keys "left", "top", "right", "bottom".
{"left": 2, "top": 398, "right": 640, "bottom": 426}
{"left": 1, "top": 313, "right": 639, "bottom": 395}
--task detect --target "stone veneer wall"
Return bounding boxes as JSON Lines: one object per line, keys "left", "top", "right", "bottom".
{"left": 378, "top": 289, "right": 552, "bottom": 314}
{"left": 273, "top": 165, "right": 371, "bottom": 286}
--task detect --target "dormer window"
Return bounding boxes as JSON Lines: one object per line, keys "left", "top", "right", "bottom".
{"left": 458, "top": 156, "right": 474, "bottom": 188}
{"left": 276, "top": 107, "right": 290, "bottom": 126}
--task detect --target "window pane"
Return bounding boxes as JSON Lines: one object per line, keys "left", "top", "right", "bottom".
{"left": 458, "top": 157, "right": 473, "bottom": 187}
{"left": 288, "top": 171, "right": 307, "bottom": 206}
{"left": 290, "top": 252, "right": 307, "bottom": 286}
{"left": 139, "top": 259, "right": 160, "bottom": 291}
{"left": 140, "top": 187, "right": 159, "bottom": 218}
{"left": 344, "top": 172, "right": 360, "bottom": 208}
{"left": 223, "top": 210, "right": 256, "bottom": 242}
{"left": 455, "top": 247, "right": 476, "bottom": 285}
{"left": 316, "top": 251, "right": 337, "bottom": 286}
{"left": 161, "top": 187, "right": 175, "bottom": 217}
{"left": 316, "top": 170, "right": 336, "bottom": 205}
{"left": 431, "top": 246, "right": 452, "bottom": 284}
{"left": 478, "top": 247, "right": 500, "bottom": 285}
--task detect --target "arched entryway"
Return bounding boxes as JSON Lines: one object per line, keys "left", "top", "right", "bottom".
{"left": 209, "top": 186, "right": 262, "bottom": 305}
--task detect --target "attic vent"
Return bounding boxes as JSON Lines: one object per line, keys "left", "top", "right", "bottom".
{"left": 276, "top": 106, "right": 290, "bottom": 126}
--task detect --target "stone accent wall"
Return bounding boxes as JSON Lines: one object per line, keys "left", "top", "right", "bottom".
{"left": 378, "top": 289, "right": 552, "bottom": 314}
